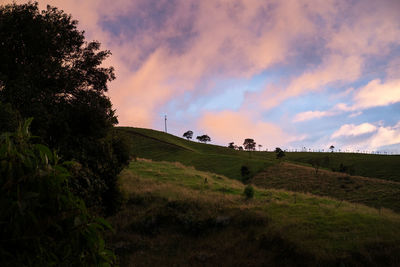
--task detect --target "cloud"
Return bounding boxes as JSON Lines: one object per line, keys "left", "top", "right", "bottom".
{"left": 331, "top": 123, "right": 377, "bottom": 139}
{"left": 3, "top": 0, "right": 400, "bottom": 153}
{"left": 332, "top": 121, "right": 400, "bottom": 151}
{"left": 353, "top": 79, "right": 400, "bottom": 110}
{"left": 247, "top": 0, "right": 400, "bottom": 111}
{"left": 197, "top": 110, "right": 298, "bottom": 149}
{"left": 28, "top": 0, "right": 325, "bottom": 127}
{"left": 293, "top": 110, "right": 340, "bottom": 122}
{"left": 292, "top": 77, "right": 400, "bottom": 123}
{"left": 368, "top": 122, "right": 400, "bottom": 150}
{"left": 348, "top": 111, "right": 362, "bottom": 118}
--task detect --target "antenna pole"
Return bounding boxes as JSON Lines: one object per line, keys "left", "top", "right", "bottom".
{"left": 164, "top": 115, "right": 167, "bottom": 133}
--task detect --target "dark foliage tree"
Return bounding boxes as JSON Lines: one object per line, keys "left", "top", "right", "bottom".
{"left": 275, "top": 147, "right": 285, "bottom": 160}
{"left": 329, "top": 145, "right": 335, "bottom": 153}
{"left": 243, "top": 138, "right": 256, "bottom": 151}
{"left": 228, "top": 142, "right": 235, "bottom": 149}
{"left": 243, "top": 138, "right": 256, "bottom": 158}
{"left": 183, "top": 130, "right": 193, "bottom": 140}
{"left": 0, "top": 2, "right": 128, "bottom": 214}
{"left": 238, "top": 146, "right": 244, "bottom": 151}
{"left": 196, "top": 134, "right": 211, "bottom": 143}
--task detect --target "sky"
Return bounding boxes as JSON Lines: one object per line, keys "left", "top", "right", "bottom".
{"left": 3, "top": 0, "right": 400, "bottom": 153}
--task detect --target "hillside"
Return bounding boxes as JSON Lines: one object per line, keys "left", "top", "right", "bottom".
{"left": 109, "top": 159, "right": 400, "bottom": 266}
{"left": 117, "top": 127, "right": 276, "bottom": 180}
{"left": 285, "top": 152, "right": 400, "bottom": 182}
{"left": 117, "top": 127, "right": 400, "bottom": 182}
{"left": 251, "top": 162, "right": 400, "bottom": 212}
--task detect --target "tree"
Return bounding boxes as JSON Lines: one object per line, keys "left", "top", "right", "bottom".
{"left": 329, "top": 145, "right": 335, "bottom": 153}
{"left": 243, "top": 138, "right": 256, "bottom": 151}
{"left": 0, "top": 2, "right": 128, "bottom": 214}
{"left": 228, "top": 142, "right": 235, "bottom": 149}
{"left": 258, "top": 144, "right": 262, "bottom": 151}
{"left": 183, "top": 130, "right": 193, "bottom": 140}
{"left": 275, "top": 147, "right": 285, "bottom": 161}
{"left": 196, "top": 134, "right": 211, "bottom": 143}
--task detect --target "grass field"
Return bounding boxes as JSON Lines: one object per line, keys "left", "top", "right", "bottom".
{"left": 117, "top": 127, "right": 400, "bottom": 183}
{"left": 116, "top": 127, "right": 400, "bottom": 213}
{"left": 251, "top": 162, "right": 400, "bottom": 212}
{"left": 108, "top": 159, "right": 400, "bottom": 266}
{"left": 285, "top": 152, "right": 400, "bottom": 182}
{"left": 117, "top": 127, "right": 276, "bottom": 180}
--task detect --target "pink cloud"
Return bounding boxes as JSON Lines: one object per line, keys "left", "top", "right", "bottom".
{"left": 197, "top": 110, "right": 300, "bottom": 149}
{"left": 245, "top": 0, "right": 400, "bottom": 111}
{"left": 334, "top": 121, "right": 400, "bottom": 151}
{"left": 292, "top": 76, "right": 400, "bottom": 123}
{"left": 353, "top": 79, "right": 400, "bottom": 110}
{"left": 4, "top": 0, "right": 400, "bottom": 141}
{"left": 293, "top": 110, "right": 337, "bottom": 122}
{"left": 331, "top": 123, "right": 377, "bottom": 139}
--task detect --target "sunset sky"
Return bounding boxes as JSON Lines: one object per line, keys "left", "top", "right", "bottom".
{"left": 3, "top": 0, "right": 400, "bottom": 152}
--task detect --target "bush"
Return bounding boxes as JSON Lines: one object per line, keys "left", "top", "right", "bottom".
{"left": 241, "top": 165, "right": 251, "bottom": 183}
{"left": 0, "top": 101, "right": 20, "bottom": 133}
{"left": 0, "top": 119, "right": 115, "bottom": 266}
{"left": 244, "top": 185, "right": 255, "bottom": 199}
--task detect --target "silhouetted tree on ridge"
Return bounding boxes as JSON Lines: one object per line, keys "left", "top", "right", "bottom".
{"left": 183, "top": 130, "right": 193, "bottom": 140}
{"left": 196, "top": 134, "right": 211, "bottom": 143}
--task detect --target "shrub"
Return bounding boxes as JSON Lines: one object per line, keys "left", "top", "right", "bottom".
{"left": 0, "top": 119, "right": 115, "bottom": 266}
{"left": 241, "top": 165, "right": 251, "bottom": 183}
{"left": 244, "top": 185, "right": 255, "bottom": 199}
{"left": 0, "top": 101, "right": 20, "bottom": 133}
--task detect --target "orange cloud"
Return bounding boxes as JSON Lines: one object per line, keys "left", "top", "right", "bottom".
{"left": 197, "top": 110, "right": 299, "bottom": 149}
{"left": 4, "top": 0, "right": 400, "bottom": 135}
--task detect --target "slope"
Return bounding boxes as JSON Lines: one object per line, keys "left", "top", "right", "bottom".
{"left": 251, "top": 162, "right": 400, "bottom": 212}
{"left": 117, "top": 127, "right": 400, "bottom": 183}
{"left": 285, "top": 152, "right": 400, "bottom": 182}
{"left": 108, "top": 159, "right": 400, "bottom": 266}
{"left": 117, "top": 127, "right": 276, "bottom": 180}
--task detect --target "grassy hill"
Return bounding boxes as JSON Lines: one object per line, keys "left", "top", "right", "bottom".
{"left": 108, "top": 159, "right": 400, "bottom": 266}
{"left": 117, "top": 127, "right": 276, "bottom": 181}
{"left": 251, "top": 162, "right": 400, "bottom": 213}
{"left": 285, "top": 152, "right": 400, "bottom": 182}
{"left": 117, "top": 127, "right": 400, "bottom": 182}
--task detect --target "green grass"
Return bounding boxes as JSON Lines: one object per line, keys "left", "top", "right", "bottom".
{"left": 285, "top": 152, "right": 400, "bottom": 182}
{"left": 117, "top": 127, "right": 276, "bottom": 180}
{"left": 118, "top": 127, "right": 400, "bottom": 183}
{"left": 251, "top": 162, "right": 400, "bottom": 213}
{"left": 108, "top": 159, "right": 400, "bottom": 266}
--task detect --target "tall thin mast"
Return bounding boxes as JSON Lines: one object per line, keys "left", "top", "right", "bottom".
{"left": 164, "top": 115, "right": 167, "bottom": 133}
